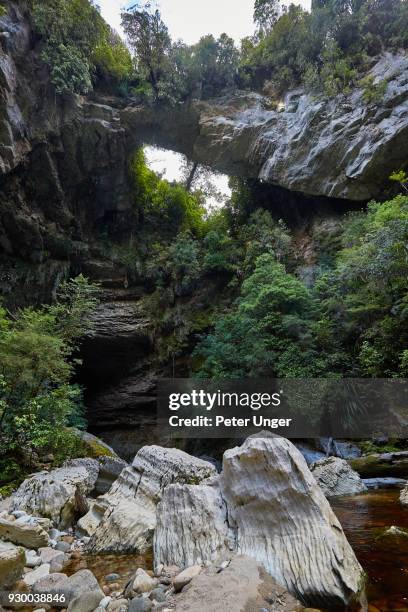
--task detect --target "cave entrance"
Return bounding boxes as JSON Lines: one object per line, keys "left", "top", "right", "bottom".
{"left": 144, "top": 145, "right": 231, "bottom": 211}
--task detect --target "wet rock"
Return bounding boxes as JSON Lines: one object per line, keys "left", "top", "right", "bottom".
{"left": 400, "top": 483, "right": 408, "bottom": 506}
{"left": 364, "top": 477, "right": 406, "bottom": 490}
{"left": 85, "top": 446, "right": 216, "bottom": 555}
{"left": 0, "top": 516, "right": 49, "bottom": 548}
{"left": 311, "top": 457, "right": 367, "bottom": 497}
{"left": 0, "top": 541, "right": 25, "bottom": 588}
{"left": 173, "top": 566, "right": 202, "bottom": 593}
{"left": 350, "top": 451, "right": 408, "bottom": 478}
{"left": 11, "top": 460, "right": 100, "bottom": 528}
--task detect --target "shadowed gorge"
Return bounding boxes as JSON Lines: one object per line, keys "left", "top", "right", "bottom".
{"left": 1, "top": 0, "right": 408, "bottom": 610}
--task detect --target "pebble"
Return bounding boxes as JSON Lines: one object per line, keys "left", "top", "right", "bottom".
{"left": 128, "top": 597, "right": 152, "bottom": 612}
{"left": 23, "top": 563, "right": 50, "bottom": 586}
{"left": 105, "top": 573, "right": 120, "bottom": 582}
{"left": 108, "top": 582, "right": 120, "bottom": 591}
{"left": 55, "top": 541, "right": 71, "bottom": 553}
{"left": 71, "top": 551, "right": 81, "bottom": 559}
{"left": 103, "top": 586, "right": 111, "bottom": 595}
{"left": 149, "top": 587, "right": 166, "bottom": 603}
{"left": 173, "top": 565, "right": 202, "bottom": 593}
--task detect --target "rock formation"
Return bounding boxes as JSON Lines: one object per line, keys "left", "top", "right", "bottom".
{"left": 120, "top": 53, "right": 408, "bottom": 201}
{"left": 154, "top": 436, "right": 364, "bottom": 608}
{"left": 169, "top": 555, "right": 305, "bottom": 612}
{"left": 84, "top": 445, "right": 216, "bottom": 554}
{"left": 311, "top": 456, "right": 367, "bottom": 497}
{"left": 10, "top": 459, "right": 100, "bottom": 528}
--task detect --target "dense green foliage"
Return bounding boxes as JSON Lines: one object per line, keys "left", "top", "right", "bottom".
{"left": 194, "top": 192, "right": 408, "bottom": 379}
{"left": 129, "top": 148, "right": 206, "bottom": 235}
{"left": 240, "top": 0, "right": 408, "bottom": 95}
{"left": 0, "top": 276, "right": 98, "bottom": 492}
{"left": 32, "top": 0, "right": 133, "bottom": 94}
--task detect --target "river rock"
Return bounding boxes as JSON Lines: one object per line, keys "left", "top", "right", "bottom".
{"left": 85, "top": 446, "right": 216, "bottom": 554}
{"left": 170, "top": 555, "right": 304, "bottom": 612}
{"left": 33, "top": 569, "right": 103, "bottom": 608}
{"left": 400, "top": 483, "right": 408, "bottom": 506}
{"left": 131, "top": 568, "right": 157, "bottom": 594}
{"left": 349, "top": 451, "right": 408, "bottom": 478}
{"left": 0, "top": 516, "right": 49, "bottom": 548}
{"left": 154, "top": 480, "right": 235, "bottom": 569}
{"left": 0, "top": 541, "right": 25, "bottom": 588}
{"left": 23, "top": 563, "right": 50, "bottom": 587}
{"left": 10, "top": 459, "right": 100, "bottom": 528}
{"left": 173, "top": 565, "right": 202, "bottom": 592}
{"left": 311, "top": 457, "right": 367, "bottom": 497}
{"left": 67, "top": 589, "right": 104, "bottom": 612}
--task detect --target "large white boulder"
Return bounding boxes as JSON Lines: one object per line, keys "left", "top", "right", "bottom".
{"left": 10, "top": 459, "right": 99, "bottom": 528}
{"left": 154, "top": 436, "right": 364, "bottom": 608}
{"left": 311, "top": 456, "right": 367, "bottom": 497}
{"left": 85, "top": 445, "right": 216, "bottom": 554}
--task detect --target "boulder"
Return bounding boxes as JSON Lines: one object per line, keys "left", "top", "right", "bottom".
{"left": 33, "top": 569, "right": 103, "bottom": 608}
{"left": 154, "top": 480, "right": 235, "bottom": 569}
{"left": 311, "top": 457, "right": 367, "bottom": 497}
{"left": 400, "top": 483, "right": 408, "bottom": 506}
{"left": 67, "top": 589, "right": 104, "bottom": 612}
{"left": 349, "top": 451, "right": 408, "bottom": 478}
{"left": 170, "top": 555, "right": 305, "bottom": 612}
{"left": 0, "top": 541, "right": 25, "bottom": 588}
{"left": 221, "top": 437, "right": 363, "bottom": 607}
{"left": 11, "top": 459, "right": 100, "bottom": 528}
{"left": 0, "top": 516, "right": 49, "bottom": 548}
{"left": 85, "top": 446, "right": 216, "bottom": 554}
{"left": 131, "top": 568, "right": 157, "bottom": 594}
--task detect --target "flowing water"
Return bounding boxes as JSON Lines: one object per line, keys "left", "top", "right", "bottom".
{"left": 331, "top": 489, "right": 408, "bottom": 612}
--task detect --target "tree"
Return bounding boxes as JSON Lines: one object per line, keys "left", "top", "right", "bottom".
{"left": 0, "top": 276, "right": 98, "bottom": 471}
{"left": 196, "top": 254, "right": 322, "bottom": 378}
{"left": 122, "top": 3, "right": 171, "bottom": 101}
{"left": 254, "top": 0, "right": 282, "bottom": 37}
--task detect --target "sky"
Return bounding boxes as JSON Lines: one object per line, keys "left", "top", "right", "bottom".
{"left": 98, "top": 0, "right": 311, "bottom": 45}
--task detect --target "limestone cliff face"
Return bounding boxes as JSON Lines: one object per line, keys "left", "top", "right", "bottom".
{"left": 121, "top": 52, "right": 408, "bottom": 201}
{"left": 0, "top": 3, "right": 132, "bottom": 306}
